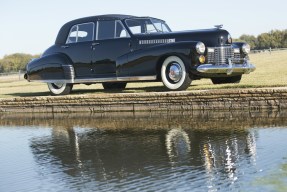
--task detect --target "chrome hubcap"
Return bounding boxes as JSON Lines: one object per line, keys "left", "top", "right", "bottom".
{"left": 168, "top": 63, "right": 182, "bottom": 82}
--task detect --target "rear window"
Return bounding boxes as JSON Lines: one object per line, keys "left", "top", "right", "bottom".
{"left": 66, "top": 22, "right": 94, "bottom": 44}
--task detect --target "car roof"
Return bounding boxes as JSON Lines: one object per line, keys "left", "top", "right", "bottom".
{"left": 55, "top": 14, "right": 161, "bottom": 44}
{"left": 75, "top": 14, "right": 136, "bottom": 21}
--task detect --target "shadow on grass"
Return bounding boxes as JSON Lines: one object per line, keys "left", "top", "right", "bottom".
{"left": 4, "top": 85, "right": 169, "bottom": 98}
{"left": 5, "top": 83, "right": 270, "bottom": 98}
{"left": 4, "top": 92, "right": 52, "bottom": 97}
{"left": 72, "top": 85, "right": 168, "bottom": 94}
{"left": 71, "top": 84, "right": 202, "bottom": 95}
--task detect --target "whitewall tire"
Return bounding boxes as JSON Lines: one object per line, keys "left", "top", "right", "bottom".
{"left": 47, "top": 83, "right": 73, "bottom": 95}
{"left": 161, "top": 56, "right": 192, "bottom": 91}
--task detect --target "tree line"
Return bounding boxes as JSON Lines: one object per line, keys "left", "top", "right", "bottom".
{"left": 0, "top": 53, "right": 40, "bottom": 73}
{"left": 234, "top": 29, "right": 287, "bottom": 50}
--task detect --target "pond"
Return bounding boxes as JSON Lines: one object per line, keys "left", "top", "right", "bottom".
{"left": 0, "top": 111, "right": 287, "bottom": 192}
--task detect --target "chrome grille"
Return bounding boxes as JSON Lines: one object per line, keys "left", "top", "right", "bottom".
{"left": 234, "top": 52, "right": 241, "bottom": 63}
{"left": 207, "top": 47, "right": 241, "bottom": 65}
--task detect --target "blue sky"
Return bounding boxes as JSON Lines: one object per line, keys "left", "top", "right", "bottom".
{"left": 0, "top": 0, "right": 286, "bottom": 58}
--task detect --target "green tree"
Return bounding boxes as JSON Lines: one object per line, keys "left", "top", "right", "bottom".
{"left": 0, "top": 53, "right": 40, "bottom": 73}
{"left": 235, "top": 29, "right": 287, "bottom": 50}
{"left": 257, "top": 33, "right": 271, "bottom": 49}
{"left": 269, "top": 30, "right": 284, "bottom": 48}
{"left": 282, "top": 30, "right": 287, "bottom": 48}
{"left": 238, "top": 34, "right": 258, "bottom": 49}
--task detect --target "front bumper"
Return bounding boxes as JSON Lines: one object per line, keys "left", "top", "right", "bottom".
{"left": 196, "top": 60, "right": 256, "bottom": 75}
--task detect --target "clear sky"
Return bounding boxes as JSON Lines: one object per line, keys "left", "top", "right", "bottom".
{"left": 0, "top": 0, "right": 286, "bottom": 58}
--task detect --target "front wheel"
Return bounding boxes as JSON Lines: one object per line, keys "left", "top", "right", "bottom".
{"left": 161, "top": 56, "right": 192, "bottom": 91}
{"left": 211, "top": 75, "right": 242, "bottom": 84}
{"left": 47, "top": 83, "right": 73, "bottom": 95}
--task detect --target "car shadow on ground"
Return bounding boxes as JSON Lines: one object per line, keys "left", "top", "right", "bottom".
{"left": 4, "top": 84, "right": 201, "bottom": 98}
{"left": 4, "top": 92, "right": 52, "bottom": 97}
{"left": 71, "top": 86, "right": 169, "bottom": 94}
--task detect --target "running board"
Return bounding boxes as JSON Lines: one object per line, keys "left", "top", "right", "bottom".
{"left": 28, "top": 76, "right": 157, "bottom": 84}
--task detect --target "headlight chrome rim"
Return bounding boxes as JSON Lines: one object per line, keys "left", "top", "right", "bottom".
{"left": 242, "top": 43, "right": 251, "bottom": 54}
{"left": 196, "top": 42, "right": 206, "bottom": 54}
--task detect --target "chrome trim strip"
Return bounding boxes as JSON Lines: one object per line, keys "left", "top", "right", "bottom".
{"left": 196, "top": 63, "right": 256, "bottom": 75}
{"left": 30, "top": 79, "right": 75, "bottom": 84}
{"left": 117, "top": 76, "right": 157, "bottom": 81}
{"left": 28, "top": 76, "right": 157, "bottom": 84}
{"left": 139, "top": 39, "right": 175, "bottom": 45}
{"left": 75, "top": 77, "right": 118, "bottom": 83}
{"left": 62, "top": 65, "right": 75, "bottom": 80}
{"left": 96, "top": 21, "right": 99, "bottom": 40}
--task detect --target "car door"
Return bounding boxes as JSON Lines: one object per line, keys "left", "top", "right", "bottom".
{"left": 61, "top": 22, "right": 95, "bottom": 78}
{"left": 91, "top": 20, "right": 131, "bottom": 78}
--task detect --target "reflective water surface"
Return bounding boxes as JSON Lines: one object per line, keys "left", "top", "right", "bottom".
{"left": 1, "top": 111, "right": 287, "bottom": 192}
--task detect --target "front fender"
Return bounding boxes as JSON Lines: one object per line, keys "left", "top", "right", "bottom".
{"left": 117, "top": 41, "right": 199, "bottom": 77}
{"left": 232, "top": 42, "right": 245, "bottom": 48}
{"left": 26, "top": 53, "right": 74, "bottom": 82}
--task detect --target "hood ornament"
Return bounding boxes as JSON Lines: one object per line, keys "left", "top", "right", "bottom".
{"left": 214, "top": 24, "right": 223, "bottom": 29}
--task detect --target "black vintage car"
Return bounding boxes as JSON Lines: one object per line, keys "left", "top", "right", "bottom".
{"left": 25, "top": 14, "right": 255, "bottom": 95}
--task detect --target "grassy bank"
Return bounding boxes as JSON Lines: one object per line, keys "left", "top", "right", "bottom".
{"left": 0, "top": 50, "right": 286, "bottom": 98}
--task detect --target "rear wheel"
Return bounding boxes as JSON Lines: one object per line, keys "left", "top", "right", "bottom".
{"left": 102, "top": 82, "right": 127, "bottom": 90}
{"left": 47, "top": 83, "right": 73, "bottom": 95}
{"left": 211, "top": 75, "right": 242, "bottom": 84}
{"left": 161, "top": 56, "right": 192, "bottom": 91}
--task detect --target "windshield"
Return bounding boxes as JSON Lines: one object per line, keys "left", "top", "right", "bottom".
{"left": 125, "top": 18, "right": 171, "bottom": 34}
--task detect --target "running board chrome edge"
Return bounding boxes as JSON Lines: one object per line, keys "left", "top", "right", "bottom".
{"left": 29, "top": 76, "right": 157, "bottom": 84}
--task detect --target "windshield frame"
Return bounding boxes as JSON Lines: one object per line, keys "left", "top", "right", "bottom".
{"left": 125, "top": 18, "right": 172, "bottom": 35}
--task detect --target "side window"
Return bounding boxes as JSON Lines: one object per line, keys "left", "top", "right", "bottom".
{"left": 66, "top": 23, "right": 94, "bottom": 44}
{"left": 115, "top": 21, "right": 129, "bottom": 38}
{"left": 66, "top": 26, "right": 78, "bottom": 43}
{"left": 146, "top": 24, "right": 157, "bottom": 33}
{"left": 126, "top": 20, "right": 142, "bottom": 34}
{"left": 129, "top": 26, "right": 141, "bottom": 34}
{"left": 153, "top": 22, "right": 170, "bottom": 32}
{"left": 97, "top": 21, "right": 115, "bottom": 40}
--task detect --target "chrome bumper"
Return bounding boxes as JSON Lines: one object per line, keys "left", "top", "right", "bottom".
{"left": 196, "top": 61, "right": 256, "bottom": 75}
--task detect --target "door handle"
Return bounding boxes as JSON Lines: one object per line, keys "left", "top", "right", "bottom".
{"left": 91, "top": 42, "right": 100, "bottom": 50}
{"left": 61, "top": 45, "right": 69, "bottom": 49}
{"left": 92, "top": 42, "right": 100, "bottom": 46}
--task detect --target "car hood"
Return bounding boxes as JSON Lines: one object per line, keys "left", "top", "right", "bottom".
{"left": 135, "top": 28, "right": 231, "bottom": 47}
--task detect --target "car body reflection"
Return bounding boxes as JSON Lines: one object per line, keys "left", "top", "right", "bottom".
{"left": 165, "top": 129, "right": 191, "bottom": 165}
{"left": 1, "top": 110, "right": 286, "bottom": 189}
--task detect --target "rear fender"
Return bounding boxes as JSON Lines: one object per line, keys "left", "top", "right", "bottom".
{"left": 26, "top": 53, "right": 74, "bottom": 82}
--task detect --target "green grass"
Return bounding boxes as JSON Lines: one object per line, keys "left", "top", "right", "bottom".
{"left": 1, "top": 50, "right": 287, "bottom": 98}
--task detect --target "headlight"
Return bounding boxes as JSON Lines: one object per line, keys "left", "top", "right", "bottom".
{"left": 242, "top": 43, "right": 251, "bottom": 54}
{"left": 196, "top": 42, "right": 205, "bottom": 54}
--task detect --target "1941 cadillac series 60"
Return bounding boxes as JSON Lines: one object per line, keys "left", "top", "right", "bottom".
{"left": 25, "top": 14, "right": 256, "bottom": 95}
